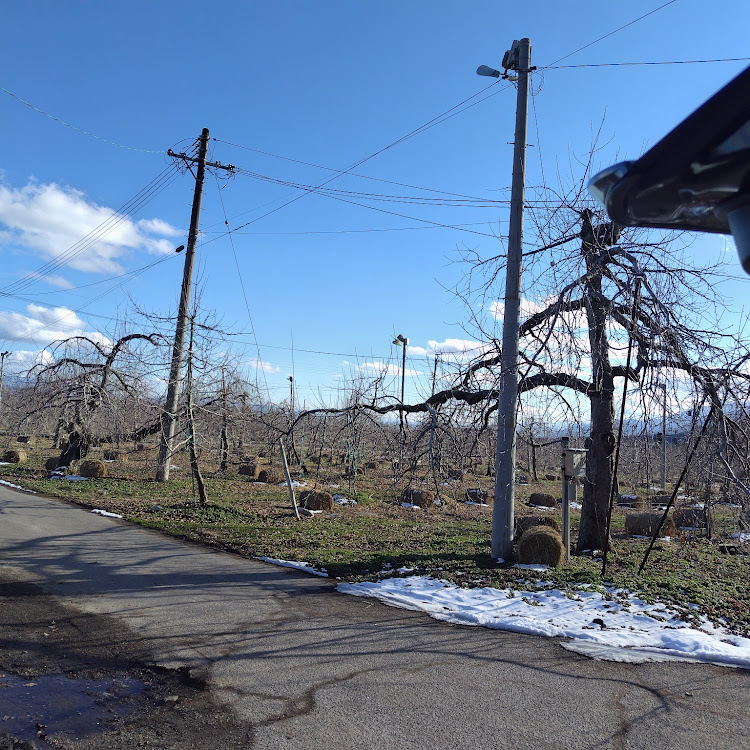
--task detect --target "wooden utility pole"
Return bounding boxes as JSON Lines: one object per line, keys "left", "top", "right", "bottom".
{"left": 156, "top": 129, "right": 234, "bottom": 482}
{"left": 488, "top": 38, "right": 532, "bottom": 560}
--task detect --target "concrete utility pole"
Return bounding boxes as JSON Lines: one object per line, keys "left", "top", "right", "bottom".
{"left": 478, "top": 38, "right": 532, "bottom": 560}
{"left": 156, "top": 129, "right": 234, "bottom": 482}
{"left": 0, "top": 351, "right": 10, "bottom": 407}
{"left": 393, "top": 334, "right": 408, "bottom": 439}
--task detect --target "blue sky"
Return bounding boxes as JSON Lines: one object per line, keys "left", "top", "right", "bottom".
{"left": 1, "top": 0, "right": 749, "bottom": 410}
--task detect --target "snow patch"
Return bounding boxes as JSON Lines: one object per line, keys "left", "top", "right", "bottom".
{"left": 0, "top": 479, "right": 36, "bottom": 494}
{"left": 338, "top": 575, "right": 750, "bottom": 668}
{"left": 256, "top": 556, "right": 328, "bottom": 577}
{"left": 91, "top": 509, "right": 123, "bottom": 519}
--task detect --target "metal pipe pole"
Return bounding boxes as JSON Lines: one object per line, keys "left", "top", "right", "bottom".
{"left": 561, "top": 437, "right": 570, "bottom": 561}
{"left": 661, "top": 384, "right": 667, "bottom": 490}
{"left": 491, "top": 38, "right": 531, "bottom": 560}
{"left": 156, "top": 128, "right": 209, "bottom": 483}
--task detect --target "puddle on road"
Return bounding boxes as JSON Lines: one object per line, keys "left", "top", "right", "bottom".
{"left": 0, "top": 672, "right": 144, "bottom": 745}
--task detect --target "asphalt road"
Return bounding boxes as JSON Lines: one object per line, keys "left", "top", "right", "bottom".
{"left": 1, "top": 484, "right": 748, "bottom": 749}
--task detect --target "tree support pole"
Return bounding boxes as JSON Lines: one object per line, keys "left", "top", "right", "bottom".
{"left": 491, "top": 38, "right": 531, "bottom": 560}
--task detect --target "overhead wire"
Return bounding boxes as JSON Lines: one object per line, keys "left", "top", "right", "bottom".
{"left": 0, "top": 84, "right": 164, "bottom": 153}
{"left": 545, "top": 56, "right": 750, "bottom": 70}
{"left": 212, "top": 172, "right": 270, "bottom": 396}
{"left": 0, "top": 163, "right": 182, "bottom": 297}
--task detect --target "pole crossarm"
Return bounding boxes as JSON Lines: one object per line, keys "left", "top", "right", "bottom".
{"left": 167, "top": 149, "right": 235, "bottom": 173}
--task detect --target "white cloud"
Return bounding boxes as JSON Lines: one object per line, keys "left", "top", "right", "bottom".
{"left": 0, "top": 303, "right": 105, "bottom": 347}
{"left": 248, "top": 357, "right": 280, "bottom": 374}
{"left": 26, "top": 271, "right": 74, "bottom": 289}
{"left": 0, "top": 181, "right": 181, "bottom": 273}
{"left": 489, "top": 298, "right": 546, "bottom": 322}
{"left": 353, "top": 361, "right": 420, "bottom": 377}
{"left": 3, "top": 349, "right": 54, "bottom": 374}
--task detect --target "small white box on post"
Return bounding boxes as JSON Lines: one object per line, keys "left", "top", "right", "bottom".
{"left": 564, "top": 448, "right": 587, "bottom": 479}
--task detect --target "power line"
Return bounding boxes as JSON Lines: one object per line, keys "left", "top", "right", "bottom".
{"left": 200, "top": 220, "right": 497, "bottom": 236}
{"left": 212, "top": 173, "right": 270, "bottom": 397}
{"left": 0, "top": 163, "right": 181, "bottom": 297}
{"left": 8, "top": 253, "right": 179, "bottom": 296}
{"left": 547, "top": 57, "right": 750, "bottom": 70}
{"left": 0, "top": 84, "right": 164, "bottom": 153}
{"left": 213, "top": 137, "right": 512, "bottom": 203}
{"left": 541, "top": 0, "right": 679, "bottom": 69}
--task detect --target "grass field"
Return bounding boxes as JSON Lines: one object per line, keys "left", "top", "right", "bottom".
{"left": 2, "top": 439, "right": 748, "bottom": 636}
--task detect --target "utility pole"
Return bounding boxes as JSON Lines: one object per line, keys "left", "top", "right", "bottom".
{"left": 0, "top": 351, "right": 10, "bottom": 407}
{"left": 479, "top": 38, "right": 532, "bottom": 560}
{"left": 156, "top": 129, "right": 234, "bottom": 482}
{"left": 393, "top": 334, "right": 408, "bottom": 439}
{"left": 431, "top": 353, "right": 440, "bottom": 396}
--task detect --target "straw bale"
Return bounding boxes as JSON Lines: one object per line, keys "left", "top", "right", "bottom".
{"left": 238, "top": 462, "right": 260, "bottom": 478}
{"left": 674, "top": 505, "right": 708, "bottom": 528}
{"left": 299, "top": 490, "right": 334, "bottom": 511}
{"left": 516, "top": 526, "right": 565, "bottom": 567}
{"left": 3, "top": 449, "right": 27, "bottom": 464}
{"left": 466, "top": 488, "right": 488, "bottom": 503}
{"left": 401, "top": 488, "right": 435, "bottom": 508}
{"left": 617, "top": 494, "right": 644, "bottom": 509}
{"left": 624, "top": 512, "right": 676, "bottom": 537}
{"left": 80, "top": 459, "right": 107, "bottom": 478}
{"left": 515, "top": 515, "right": 561, "bottom": 537}
{"left": 257, "top": 467, "right": 282, "bottom": 484}
{"left": 529, "top": 492, "right": 556, "bottom": 508}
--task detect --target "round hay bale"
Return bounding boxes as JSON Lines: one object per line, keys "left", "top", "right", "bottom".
{"left": 515, "top": 515, "right": 561, "bottom": 537}
{"left": 79, "top": 459, "right": 107, "bottom": 478}
{"left": 102, "top": 449, "right": 125, "bottom": 462}
{"left": 466, "top": 488, "right": 489, "bottom": 503}
{"left": 238, "top": 463, "right": 260, "bottom": 478}
{"left": 257, "top": 467, "right": 282, "bottom": 484}
{"left": 3, "top": 449, "right": 27, "bottom": 464}
{"left": 299, "top": 490, "right": 334, "bottom": 511}
{"left": 516, "top": 526, "right": 565, "bottom": 567}
{"left": 45, "top": 457, "right": 59, "bottom": 471}
{"left": 446, "top": 468, "right": 464, "bottom": 481}
{"left": 529, "top": 492, "right": 556, "bottom": 508}
{"left": 364, "top": 461, "right": 382, "bottom": 471}
{"left": 617, "top": 494, "right": 644, "bottom": 509}
{"left": 544, "top": 473, "right": 558, "bottom": 481}
{"left": 401, "top": 488, "right": 435, "bottom": 508}
{"left": 624, "top": 512, "right": 675, "bottom": 538}
{"left": 674, "top": 505, "right": 708, "bottom": 528}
